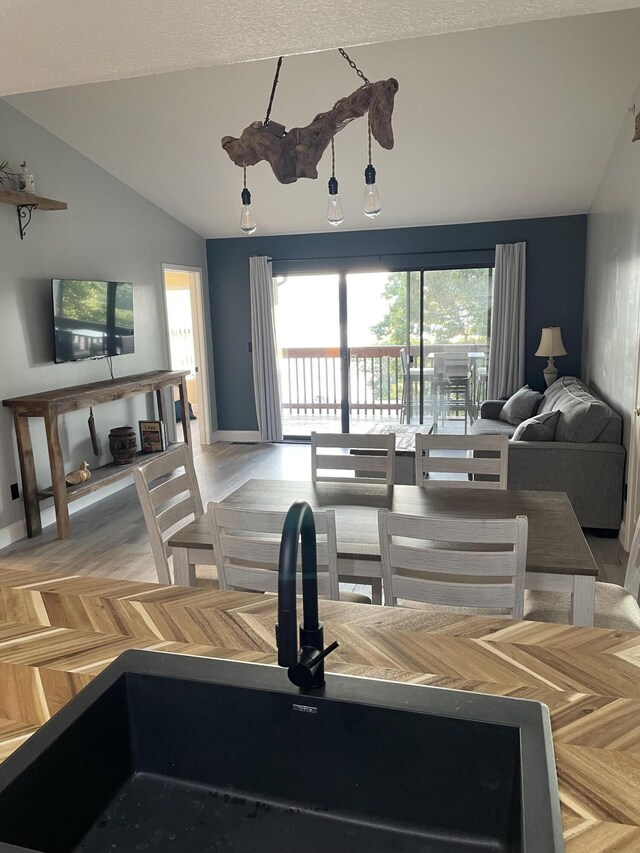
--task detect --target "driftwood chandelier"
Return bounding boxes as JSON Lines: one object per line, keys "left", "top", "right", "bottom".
{"left": 221, "top": 49, "right": 399, "bottom": 234}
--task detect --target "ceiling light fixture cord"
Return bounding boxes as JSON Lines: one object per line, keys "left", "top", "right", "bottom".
{"left": 264, "top": 56, "right": 284, "bottom": 126}
{"left": 331, "top": 135, "right": 336, "bottom": 178}
{"left": 243, "top": 165, "right": 247, "bottom": 188}
{"left": 368, "top": 116, "right": 372, "bottom": 165}
{"left": 338, "top": 48, "right": 371, "bottom": 86}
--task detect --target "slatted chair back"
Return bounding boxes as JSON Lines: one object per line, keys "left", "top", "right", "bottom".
{"left": 434, "top": 351, "right": 470, "bottom": 380}
{"left": 208, "top": 503, "right": 339, "bottom": 598}
{"left": 311, "top": 431, "right": 396, "bottom": 485}
{"left": 378, "top": 510, "right": 528, "bottom": 619}
{"left": 415, "top": 433, "right": 508, "bottom": 489}
{"left": 133, "top": 445, "right": 204, "bottom": 584}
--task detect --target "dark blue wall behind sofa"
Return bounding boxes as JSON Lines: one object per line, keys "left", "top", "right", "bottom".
{"left": 207, "top": 215, "right": 587, "bottom": 431}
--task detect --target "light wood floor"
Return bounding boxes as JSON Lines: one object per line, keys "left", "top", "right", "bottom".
{"left": 0, "top": 441, "right": 628, "bottom": 587}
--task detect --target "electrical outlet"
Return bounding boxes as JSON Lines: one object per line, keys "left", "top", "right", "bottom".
{"left": 10, "top": 483, "right": 19, "bottom": 500}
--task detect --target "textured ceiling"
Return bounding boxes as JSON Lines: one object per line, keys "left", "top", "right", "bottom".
{"left": 6, "top": 10, "right": 640, "bottom": 238}
{"left": 1, "top": 0, "right": 640, "bottom": 95}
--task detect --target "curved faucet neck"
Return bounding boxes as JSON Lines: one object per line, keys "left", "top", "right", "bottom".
{"left": 276, "top": 500, "right": 339, "bottom": 689}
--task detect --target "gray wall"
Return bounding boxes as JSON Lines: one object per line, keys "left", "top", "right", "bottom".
{"left": 0, "top": 99, "right": 207, "bottom": 535}
{"left": 583, "top": 81, "right": 640, "bottom": 536}
{"left": 583, "top": 91, "right": 640, "bottom": 454}
{"left": 207, "top": 215, "right": 587, "bottom": 430}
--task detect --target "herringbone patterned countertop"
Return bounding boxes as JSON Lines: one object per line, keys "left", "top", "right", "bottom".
{"left": 0, "top": 566, "right": 639, "bottom": 851}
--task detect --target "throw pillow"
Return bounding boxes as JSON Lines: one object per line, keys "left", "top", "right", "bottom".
{"left": 499, "top": 386, "right": 543, "bottom": 426}
{"left": 512, "top": 410, "right": 560, "bottom": 441}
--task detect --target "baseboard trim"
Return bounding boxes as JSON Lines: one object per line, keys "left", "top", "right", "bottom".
{"left": 0, "top": 476, "right": 133, "bottom": 550}
{"left": 0, "top": 519, "right": 28, "bottom": 551}
{"left": 213, "top": 430, "right": 262, "bottom": 443}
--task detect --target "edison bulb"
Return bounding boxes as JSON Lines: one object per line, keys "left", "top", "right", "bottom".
{"left": 327, "top": 176, "right": 344, "bottom": 226}
{"left": 363, "top": 164, "right": 382, "bottom": 218}
{"left": 240, "top": 187, "right": 257, "bottom": 235}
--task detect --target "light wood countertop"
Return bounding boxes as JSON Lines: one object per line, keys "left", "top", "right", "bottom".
{"left": 0, "top": 566, "right": 638, "bottom": 851}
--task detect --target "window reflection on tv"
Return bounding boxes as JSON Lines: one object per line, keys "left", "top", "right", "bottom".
{"left": 52, "top": 279, "right": 135, "bottom": 363}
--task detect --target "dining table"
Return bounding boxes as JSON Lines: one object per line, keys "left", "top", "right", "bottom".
{"left": 168, "top": 478, "right": 599, "bottom": 625}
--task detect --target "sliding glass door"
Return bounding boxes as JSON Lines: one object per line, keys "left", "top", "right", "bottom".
{"left": 274, "top": 266, "right": 492, "bottom": 438}
{"left": 346, "top": 271, "right": 420, "bottom": 433}
{"left": 422, "top": 268, "right": 492, "bottom": 432}
{"left": 275, "top": 274, "right": 342, "bottom": 437}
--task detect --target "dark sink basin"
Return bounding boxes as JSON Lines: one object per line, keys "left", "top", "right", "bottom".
{"left": 0, "top": 650, "right": 563, "bottom": 852}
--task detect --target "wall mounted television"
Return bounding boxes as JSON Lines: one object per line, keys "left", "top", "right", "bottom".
{"left": 52, "top": 279, "right": 135, "bottom": 363}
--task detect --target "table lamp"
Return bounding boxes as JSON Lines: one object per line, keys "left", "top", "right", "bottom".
{"left": 535, "top": 326, "right": 567, "bottom": 387}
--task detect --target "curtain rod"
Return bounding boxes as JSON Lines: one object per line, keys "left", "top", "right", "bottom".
{"left": 270, "top": 246, "right": 496, "bottom": 263}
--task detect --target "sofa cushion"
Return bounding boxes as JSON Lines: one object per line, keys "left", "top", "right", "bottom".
{"left": 512, "top": 410, "right": 559, "bottom": 442}
{"left": 470, "top": 418, "right": 516, "bottom": 437}
{"left": 499, "top": 385, "right": 543, "bottom": 425}
{"left": 538, "top": 377, "right": 617, "bottom": 442}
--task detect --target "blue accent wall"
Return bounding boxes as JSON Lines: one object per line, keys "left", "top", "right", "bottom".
{"left": 207, "top": 215, "right": 587, "bottom": 431}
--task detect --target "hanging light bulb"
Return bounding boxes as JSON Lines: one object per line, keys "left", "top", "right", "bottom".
{"left": 363, "top": 120, "right": 382, "bottom": 218}
{"left": 327, "top": 135, "right": 344, "bottom": 226}
{"left": 363, "top": 165, "right": 381, "bottom": 218}
{"left": 240, "top": 165, "right": 256, "bottom": 235}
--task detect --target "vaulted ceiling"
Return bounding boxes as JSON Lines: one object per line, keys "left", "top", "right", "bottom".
{"left": 4, "top": 6, "right": 640, "bottom": 238}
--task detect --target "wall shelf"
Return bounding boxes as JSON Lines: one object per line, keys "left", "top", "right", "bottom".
{"left": 0, "top": 187, "right": 67, "bottom": 239}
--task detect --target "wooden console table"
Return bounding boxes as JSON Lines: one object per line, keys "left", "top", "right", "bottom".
{"left": 3, "top": 370, "right": 191, "bottom": 540}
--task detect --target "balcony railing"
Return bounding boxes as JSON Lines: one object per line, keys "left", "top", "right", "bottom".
{"left": 279, "top": 344, "right": 488, "bottom": 419}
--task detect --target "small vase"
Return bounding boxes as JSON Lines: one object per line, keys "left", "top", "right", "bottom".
{"left": 109, "top": 426, "right": 137, "bottom": 465}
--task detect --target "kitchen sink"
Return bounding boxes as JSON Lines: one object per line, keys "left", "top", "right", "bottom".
{"left": 0, "top": 650, "right": 563, "bottom": 851}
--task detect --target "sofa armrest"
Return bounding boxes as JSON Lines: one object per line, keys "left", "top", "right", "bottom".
{"left": 480, "top": 400, "right": 506, "bottom": 419}
{"left": 507, "top": 441, "right": 626, "bottom": 529}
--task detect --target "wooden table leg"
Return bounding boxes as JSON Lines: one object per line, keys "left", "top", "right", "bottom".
{"left": 44, "top": 411, "right": 70, "bottom": 539}
{"left": 178, "top": 377, "right": 192, "bottom": 446}
{"left": 173, "top": 546, "right": 196, "bottom": 587}
{"left": 371, "top": 577, "right": 383, "bottom": 605}
{"left": 11, "top": 410, "right": 42, "bottom": 538}
{"left": 570, "top": 575, "right": 596, "bottom": 627}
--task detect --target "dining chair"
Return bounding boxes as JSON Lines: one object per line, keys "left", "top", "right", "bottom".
{"left": 311, "top": 431, "right": 396, "bottom": 485}
{"left": 400, "top": 348, "right": 437, "bottom": 424}
{"left": 415, "top": 433, "right": 509, "bottom": 489}
{"left": 378, "top": 510, "right": 528, "bottom": 618}
{"left": 399, "top": 348, "right": 411, "bottom": 423}
{"left": 433, "top": 352, "right": 472, "bottom": 432}
{"left": 133, "top": 444, "right": 217, "bottom": 587}
{"left": 208, "top": 503, "right": 370, "bottom": 603}
{"left": 524, "top": 513, "right": 640, "bottom": 630}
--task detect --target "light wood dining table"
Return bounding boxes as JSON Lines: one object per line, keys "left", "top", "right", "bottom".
{"left": 167, "top": 478, "right": 599, "bottom": 625}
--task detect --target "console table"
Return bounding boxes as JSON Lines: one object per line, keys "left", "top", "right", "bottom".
{"left": 3, "top": 370, "right": 191, "bottom": 540}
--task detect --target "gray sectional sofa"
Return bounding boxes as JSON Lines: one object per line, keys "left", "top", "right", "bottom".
{"left": 472, "top": 377, "right": 626, "bottom": 530}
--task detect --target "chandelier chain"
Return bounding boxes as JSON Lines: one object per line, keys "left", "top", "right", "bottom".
{"left": 338, "top": 48, "right": 371, "bottom": 85}
{"left": 264, "top": 56, "right": 284, "bottom": 126}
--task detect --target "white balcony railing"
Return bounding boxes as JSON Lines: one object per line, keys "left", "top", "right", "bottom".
{"left": 279, "top": 344, "right": 488, "bottom": 420}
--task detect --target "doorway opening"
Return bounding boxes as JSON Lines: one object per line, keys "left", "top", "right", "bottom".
{"left": 162, "top": 266, "right": 212, "bottom": 446}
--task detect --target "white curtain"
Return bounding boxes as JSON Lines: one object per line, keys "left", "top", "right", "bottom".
{"left": 487, "top": 242, "right": 526, "bottom": 399}
{"left": 249, "top": 256, "right": 283, "bottom": 442}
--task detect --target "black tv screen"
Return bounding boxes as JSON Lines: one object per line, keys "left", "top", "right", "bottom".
{"left": 52, "top": 279, "right": 134, "bottom": 363}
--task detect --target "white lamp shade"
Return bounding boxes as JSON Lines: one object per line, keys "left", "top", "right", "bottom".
{"left": 535, "top": 326, "right": 567, "bottom": 357}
